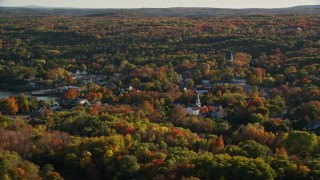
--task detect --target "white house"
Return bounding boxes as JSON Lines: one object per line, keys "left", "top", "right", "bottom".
{"left": 186, "top": 107, "right": 201, "bottom": 115}
{"left": 76, "top": 99, "right": 89, "bottom": 105}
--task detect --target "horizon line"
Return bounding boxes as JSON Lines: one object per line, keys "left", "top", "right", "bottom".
{"left": 1, "top": 4, "right": 319, "bottom": 10}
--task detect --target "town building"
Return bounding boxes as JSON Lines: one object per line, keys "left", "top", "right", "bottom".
{"left": 76, "top": 99, "right": 89, "bottom": 105}
{"left": 195, "top": 89, "right": 209, "bottom": 94}
{"left": 212, "top": 105, "right": 225, "bottom": 119}
{"left": 232, "top": 74, "right": 246, "bottom": 84}
{"left": 186, "top": 106, "right": 201, "bottom": 116}
{"left": 186, "top": 93, "right": 202, "bottom": 115}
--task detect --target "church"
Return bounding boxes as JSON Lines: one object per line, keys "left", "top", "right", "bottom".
{"left": 186, "top": 93, "right": 202, "bottom": 115}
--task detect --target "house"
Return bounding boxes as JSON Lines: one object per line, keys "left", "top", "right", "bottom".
{"left": 31, "top": 106, "right": 47, "bottom": 118}
{"left": 231, "top": 74, "right": 246, "bottom": 84}
{"left": 285, "top": 26, "right": 303, "bottom": 31}
{"left": 75, "top": 70, "right": 87, "bottom": 76}
{"left": 59, "top": 86, "right": 81, "bottom": 93}
{"left": 282, "top": 109, "right": 288, "bottom": 116}
{"left": 202, "top": 80, "right": 212, "bottom": 89}
{"left": 271, "top": 109, "right": 288, "bottom": 118}
{"left": 49, "top": 104, "right": 62, "bottom": 111}
{"left": 259, "top": 88, "right": 270, "bottom": 98}
{"left": 29, "top": 82, "right": 36, "bottom": 88}
{"left": 195, "top": 89, "right": 208, "bottom": 94}
{"left": 76, "top": 99, "right": 89, "bottom": 105}
{"left": 307, "top": 121, "right": 320, "bottom": 130}
{"left": 109, "top": 73, "right": 125, "bottom": 80}
{"left": 212, "top": 105, "right": 225, "bottom": 119}
{"left": 202, "top": 80, "right": 211, "bottom": 85}
{"left": 75, "top": 70, "right": 81, "bottom": 76}
{"left": 105, "top": 83, "right": 117, "bottom": 89}
{"left": 232, "top": 77, "right": 246, "bottom": 84}
{"left": 179, "top": 74, "right": 183, "bottom": 82}
{"left": 204, "top": 85, "right": 212, "bottom": 89}
{"left": 24, "top": 76, "right": 37, "bottom": 82}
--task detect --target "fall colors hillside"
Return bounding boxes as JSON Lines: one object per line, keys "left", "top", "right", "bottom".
{"left": 0, "top": 8, "right": 319, "bottom": 179}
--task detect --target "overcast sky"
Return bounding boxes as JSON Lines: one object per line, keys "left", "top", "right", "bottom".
{"left": 0, "top": 0, "right": 319, "bottom": 8}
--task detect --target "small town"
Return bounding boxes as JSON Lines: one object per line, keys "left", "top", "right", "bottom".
{"left": 0, "top": 3, "right": 319, "bottom": 180}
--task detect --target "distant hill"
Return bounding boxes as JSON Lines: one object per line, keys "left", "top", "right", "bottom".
{"left": 21, "top": 5, "right": 47, "bottom": 9}
{"left": 0, "top": 5, "right": 319, "bottom": 17}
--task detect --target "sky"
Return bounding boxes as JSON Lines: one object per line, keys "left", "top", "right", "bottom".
{"left": 0, "top": 0, "right": 319, "bottom": 9}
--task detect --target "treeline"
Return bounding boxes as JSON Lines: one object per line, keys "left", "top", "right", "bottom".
{"left": 1, "top": 6, "right": 320, "bottom": 16}
{"left": 1, "top": 107, "right": 320, "bottom": 179}
{"left": 0, "top": 14, "right": 319, "bottom": 86}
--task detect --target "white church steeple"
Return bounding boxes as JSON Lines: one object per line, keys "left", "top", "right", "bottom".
{"left": 196, "top": 93, "right": 201, "bottom": 107}
{"left": 228, "top": 52, "right": 234, "bottom": 63}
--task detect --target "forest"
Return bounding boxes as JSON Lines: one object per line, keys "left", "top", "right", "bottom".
{"left": 0, "top": 8, "right": 320, "bottom": 179}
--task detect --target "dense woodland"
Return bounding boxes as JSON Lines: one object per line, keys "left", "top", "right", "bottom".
{"left": 0, "top": 9, "right": 320, "bottom": 179}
